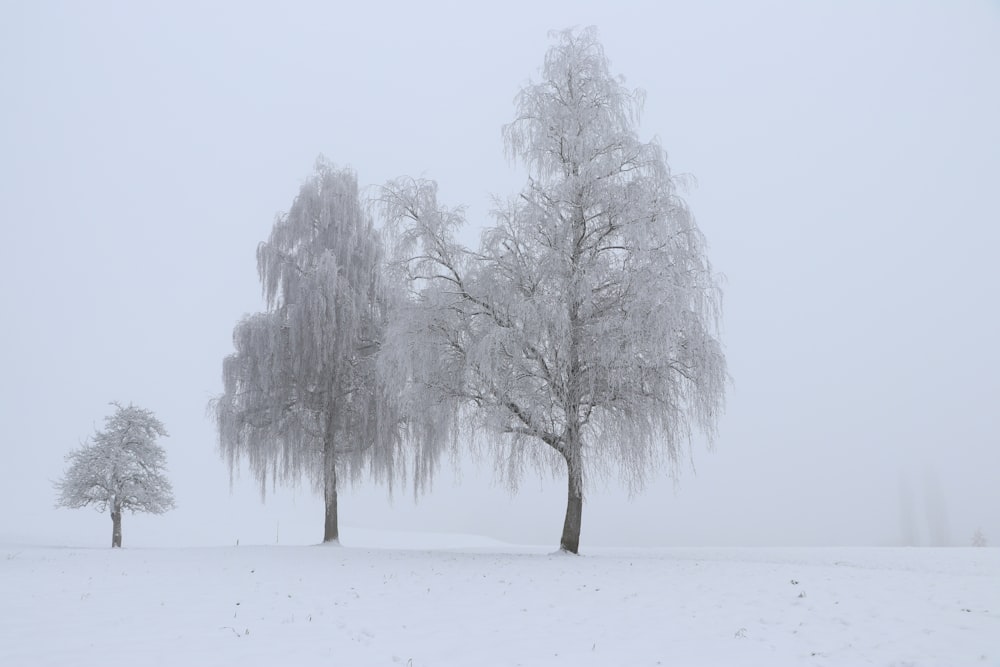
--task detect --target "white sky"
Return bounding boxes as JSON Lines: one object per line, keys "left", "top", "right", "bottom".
{"left": 2, "top": 0, "right": 998, "bottom": 549}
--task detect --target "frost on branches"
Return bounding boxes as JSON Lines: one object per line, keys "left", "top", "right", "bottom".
{"left": 213, "top": 159, "right": 408, "bottom": 544}
{"left": 380, "top": 28, "right": 727, "bottom": 553}
{"left": 55, "top": 403, "right": 175, "bottom": 548}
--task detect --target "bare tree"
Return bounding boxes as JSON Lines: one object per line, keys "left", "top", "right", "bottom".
{"left": 380, "top": 28, "right": 727, "bottom": 553}
{"left": 55, "top": 403, "right": 174, "bottom": 548}
{"left": 213, "top": 158, "right": 403, "bottom": 543}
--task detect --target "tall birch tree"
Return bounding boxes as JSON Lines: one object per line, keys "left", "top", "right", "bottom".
{"left": 380, "top": 28, "right": 727, "bottom": 553}
{"left": 214, "top": 159, "right": 400, "bottom": 543}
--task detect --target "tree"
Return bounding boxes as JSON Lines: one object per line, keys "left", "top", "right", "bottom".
{"left": 213, "top": 158, "right": 404, "bottom": 543}
{"left": 380, "top": 28, "right": 727, "bottom": 553}
{"left": 55, "top": 403, "right": 174, "bottom": 548}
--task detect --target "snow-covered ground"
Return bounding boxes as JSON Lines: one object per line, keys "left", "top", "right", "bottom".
{"left": 1, "top": 531, "right": 996, "bottom": 666}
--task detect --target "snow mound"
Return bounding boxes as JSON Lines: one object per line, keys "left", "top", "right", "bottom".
{"left": 338, "top": 525, "right": 524, "bottom": 551}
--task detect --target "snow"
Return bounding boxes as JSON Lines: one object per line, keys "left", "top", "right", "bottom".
{"left": 1, "top": 531, "right": 996, "bottom": 666}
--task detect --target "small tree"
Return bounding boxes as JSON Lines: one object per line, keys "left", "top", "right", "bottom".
{"left": 381, "top": 28, "right": 727, "bottom": 553}
{"left": 55, "top": 403, "right": 175, "bottom": 548}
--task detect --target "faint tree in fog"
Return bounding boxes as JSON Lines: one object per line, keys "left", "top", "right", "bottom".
{"left": 380, "top": 28, "right": 727, "bottom": 553}
{"left": 213, "top": 159, "right": 404, "bottom": 544}
{"left": 55, "top": 403, "right": 174, "bottom": 548}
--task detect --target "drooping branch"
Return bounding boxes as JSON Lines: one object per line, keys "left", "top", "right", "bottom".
{"left": 214, "top": 159, "right": 412, "bottom": 505}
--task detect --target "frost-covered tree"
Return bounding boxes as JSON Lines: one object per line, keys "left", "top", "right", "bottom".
{"left": 380, "top": 28, "right": 727, "bottom": 553}
{"left": 213, "top": 158, "right": 403, "bottom": 543}
{"left": 55, "top": 403, "right": 174, "bottom": 548}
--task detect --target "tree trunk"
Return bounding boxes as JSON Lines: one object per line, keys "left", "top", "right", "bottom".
{"left": 559, "top": 453, "right": 583, "bottom": 554}
{"left": 322, "top": 439, "right": 339, "bottom": 544}
{"left": 111, "top": 507, "right": 122, "bottom": 548}
{"left": 561, "top": 202, "right": 585, "bottom": 555}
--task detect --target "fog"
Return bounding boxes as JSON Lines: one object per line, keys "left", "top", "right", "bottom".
{"left": 2, "top": 1, "right": 997, "bottom": 549}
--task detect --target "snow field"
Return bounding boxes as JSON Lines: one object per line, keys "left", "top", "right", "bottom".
{"left": 1, "top": 537, "right": 996, "bottom": 666}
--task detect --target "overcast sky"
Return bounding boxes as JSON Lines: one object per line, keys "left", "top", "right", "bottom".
{"left": 2, "top": 0, "right": 997, "bottom": 549}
